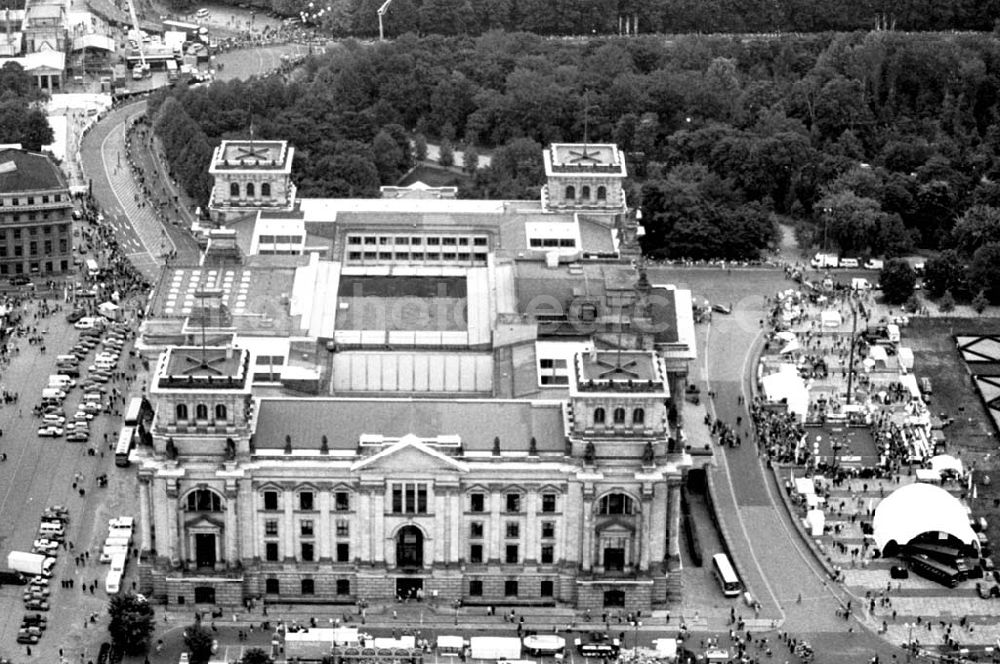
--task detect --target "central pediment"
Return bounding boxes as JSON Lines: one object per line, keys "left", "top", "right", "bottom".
{"left": 352, "top": 434, "right": 468, "bottom": 474}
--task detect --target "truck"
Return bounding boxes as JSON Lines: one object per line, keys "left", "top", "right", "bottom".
{"left": 7, "top": 552, "right": 56, "bottom": 577}
{"left": 810, "top": 253, "right": 839, "bottom": 269}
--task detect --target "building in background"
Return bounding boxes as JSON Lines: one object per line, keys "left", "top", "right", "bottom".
{"left": 0, "top": 147, "right": 74, "bottom": 277}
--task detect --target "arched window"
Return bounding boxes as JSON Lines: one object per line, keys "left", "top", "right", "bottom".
{"left": 613, "top": 407, "right": 626, "bottom": 424}
{"left": 632, "top": 408, "right": 645, "bottom": 425}
{"left": 597, "top": 185, "right": 607, "bottom": 201}
{"left": 246, "top": 182, "right": 255, "bottom": 198}
{"left": 186, "top": 488, "right": 222, "bottom": 512}
{"left": 195, "top": 403, "right": 209, "bottom": 420}
{"left": 581, "top": 185, "right": 591, "bottom": 200}
{"left": 594, "top": 408, "right": 605, "bottom": 425}
{"left": 565, "top": 185, "right": 576, "bottom": 200}
{"left": 261, "top": 182, "right": 271, "bottom": 197}
{"left": 229, "top": 182, "right": 239, "bottom": 197}
{"left": 599, "top": 493, "right": 635, "bottom": 515}
{"left": 215, "top": 404, "right": 227, "bottom": 420}
{"left": 175, "top": 403, "right": 188, "bottom": 421}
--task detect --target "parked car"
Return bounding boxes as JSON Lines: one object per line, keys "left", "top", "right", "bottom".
{"left": 37, "top": 426, "right": 64, "bottom": 437}
{"left": 65, "top": 309, "right": 87, "bottom": 323}
{"left": 8, "top": 275, "right": 31, "bottom": 286}
{"left": 15, "top": 629, "right": 38, "bottom": 644}
{"left": 67, "top": 431, "right": 90, "bottom": 443}
{"left": 23, "top": 599, "right": 48, "bottom": 611}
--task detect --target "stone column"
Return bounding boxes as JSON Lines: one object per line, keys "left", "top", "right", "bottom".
{"left": 358, "top": 490, "right": 371, "bottom": 563}
{"left": 164, "top": 479, "right": 180, "bottom": 566}
{"left": 639, "top": 490, "right": 652, "bottom": 572}
{"left": 433, "top": 489, "right": 446, "bottom": 563}
{"left": 666, "top": 481, "right": 682, "bottom": 571}
{"left": 373, "top": 487, "right": 385, "bottom": 564}
{"left": 318, "top": 490, "right": 331, "bottom": 561}
{"left": 489, "top": 485, "right": 503, "bottom": 564}
{"left": 449, "top": 490, "right": 460, "bottom": 564}
{"left": 525, "top": 490, "right": 537, "bottom": 563}
{"left": 581, "top": 488, "right": 594, "bottom": 572}
{"left": 138, "top": 474, "right": 152, "bottom": 553}
{"left": 283, "top": 486, "right": 295, "bottom": 562}
{"left": 238, "top": 479, "right": 254, "bottom": 562}
{"left": 224, "top": 482, "right": 238, "bottom": 567}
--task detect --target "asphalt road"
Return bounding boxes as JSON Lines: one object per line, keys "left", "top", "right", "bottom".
{"left": 0, "top": 304, "right": 141, "bottom": 662}
{"left": 648, "top": 266, "right": 904, "bottom": 664}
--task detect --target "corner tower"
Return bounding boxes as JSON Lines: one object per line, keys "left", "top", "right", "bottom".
{"left": 207, "top": 140, "right": 296, "bottom": 223}
{"left": 542, "top": 143, "right": 628, "bottom": 215}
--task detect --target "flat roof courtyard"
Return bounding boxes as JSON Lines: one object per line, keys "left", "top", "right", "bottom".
{"left": 336, "top": 276, "right": 468, "bottom": 332}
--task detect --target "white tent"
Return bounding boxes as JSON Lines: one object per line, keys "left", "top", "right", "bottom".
{"left": 806, "top": 509, "right": 825, "bottom": 536}
{"left": 653, "top": 639, "right": 679, "bottom": 662}
{"left": 760, "top": 364, "right": 809, "bottom": 419}
{"left": 872, "top": 482, "right": 978, "bottom": 552}
{"left": 900, "top": 373, "right": 921, "bottom": 401}
{"left": 775, "top": 331, "right": 797, "bottom": 342}
{"left": 869, "top": 345, "right": 888, "bottom": 365}
{"left": 898, "top": 347, "right": 914, "bottom": 370}
{"left": 794, "top": 477, "right": 815, "bottom": 497}
{"left": 780, "top": 339, "right": 801, "bottom": 355}
{"left": 929, "top": 454, "right": 964, "bottom": 476}
{"left": 821, "top": 310, "right": 842, "bottom": 327}
{"left": 915, "top": 468, "right": 940, "bottom": 483}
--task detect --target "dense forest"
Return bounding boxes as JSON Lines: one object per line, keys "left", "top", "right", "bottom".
{"left": 0, "top": 63, "right": 55, "bottom": 152}
{"left": 171, "top": 0, "right": 1000, "bottom": 36}
{"left": 151, "top": 30, "right": 1000, "bottom": 298}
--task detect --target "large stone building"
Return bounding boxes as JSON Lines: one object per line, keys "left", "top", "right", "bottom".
{"left": 134, "top": 140, "right": 700, "bottom": 611}
{"left": 0, "top": 147, "right": 74, "bottom": 277}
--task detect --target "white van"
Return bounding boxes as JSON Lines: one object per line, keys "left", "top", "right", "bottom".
{"left": 840, "top": 258, "right": 859, "bottom": 269}
{"left": 108, "top": 525, "right": 133, "bottom": 540}
{"left": 48, "top": 375, "right": 75, "bottom": 390}
{"left": 105, "top": 534, "right": 131, "bottom": 547}
{"left": 56, "top": 355, "right": 79, "bottom": 366}
{"left": 41, "top": 388, "right": 66, "bottom": 402}
{"left": 38, "top": 522, "right": 65, "bottom": 538}
{"left": 109, "top": 553, "right": 127, "bottom": 574}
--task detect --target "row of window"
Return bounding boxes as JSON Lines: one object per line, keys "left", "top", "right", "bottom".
{"left": 469, "top": 520, "right": 557, "bottom": 540}
{"left": 197, "top": 487, "right": 631, "bottom": 516}
{"left": 264, "top": 518, "right": 351, "bottom": 537}
{"left": 469, "top": 543, "right": 554, "bottom": 564}
{"left": 563, "top": 185, "right": 608, "bottom": 201}
{"left": 528, "top": 238, "right": 576, "bottom": 248}
{"left": 175, "top": 403, "right": 228, "bottom": 421}
{"left": 594, "top": 407, "right": 645, "bottom": 426}
{"left": 469, "top": 579, "right": 553, "bottom": 598}
{"left": 262, "top": 540, "right": 351, "bottom": 562}
{"left": 263, "top": 578, "right": 351, "bottom": 596}
{"left": 1, "top": 211, "right": 71, "bottom": 223}
{"left": 0, "top": 239, "right": 68, "bottom": 257}
{"left": 258, "top": 235, "right": 301, "bottom": 244}
{"left": 347, "top": 235, "right": 489, "bottom": 247}
{"left": 345, "top": 251, "right": 488, "bottom": 264}
{"left": 228, "top": 182, "right": 272, "bottom": 198}
{"left": 0, "top": 193, "right": 66, "bottom": 206}
{"left": 0, "top": 224, "right": 69, "bottom": 238}
{"left": 0, "top": 259, "right": 68, "bottom": 274}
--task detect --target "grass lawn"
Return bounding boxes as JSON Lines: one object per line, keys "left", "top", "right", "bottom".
{"left": 906, "top": 317, "right": 1000, "bottom": 549}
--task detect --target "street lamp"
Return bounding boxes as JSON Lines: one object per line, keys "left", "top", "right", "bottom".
{"left": 453, "top": 599, "right": 461, "bottom": 625}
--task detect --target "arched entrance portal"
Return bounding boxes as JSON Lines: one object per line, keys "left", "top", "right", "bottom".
{"left": 396, "top": 525, "right": 424, "bottom": 569}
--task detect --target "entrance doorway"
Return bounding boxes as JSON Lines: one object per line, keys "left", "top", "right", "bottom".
{"left": 194, "top": 586, "right": 216, "bottom": 604}
{"left": 195, "top": 533, "right": 217, "bottom": 568}
{"left": 603, "top": 590, "right": 625, "bottom": 607}
{"left": 604, "top": 547, "right": 625, "bottom": 571}
{"left": 396, "top": 577, "right": 424, "bottom": 601}
{"left": 396, "top": 525, "right": 424, "bottom": 569}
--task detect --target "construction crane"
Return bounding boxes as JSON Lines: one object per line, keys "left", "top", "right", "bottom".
{"left": 126, "top": 0, "right": 149, "bottom": 77}
{"left": 377, "top": 0, "right": 392, "bottom": 41}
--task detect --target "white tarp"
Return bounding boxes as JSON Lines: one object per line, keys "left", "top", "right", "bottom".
{"left": 760, "top": 364, "right": 809, "bottom": 419}
{"left": 898, "top": 346, "right": 914, "bottom": 370}
{"left": 470, "top": 637, "right": 522, "bottom": 660}
{"left": 929, "top": 454, "right": 964, "bottom": 476}
{"left": 775, "top": 331, "right": 796, "bottom": 342}
{"left": 806, "top": 509, "right": 825, "bottom": 536}
{"left": 869, "top": 345, "right": 888, "bottom": 364}
{"left": 373, "top": 636, "right": 415, "bottom": 649}
{"left": 653, "top": 639, "right": 679, "bottom": 661}
{"left": 794, "top": 477, "right": 815, "bottom": 496}
{"left": 437, "top": 636, "right": 464, "bottom": 653}
{"left": 821, "top": 310, "right": 842, "bottom": 327}
{"left": 900, "top": 373, "right": 921, "bottom": 400}
{"left": 872, "top": 482, "right": 978, "bottom": 552}
{"left": 780, "top": 339, "right": 801, "bottom": 354}
{"left": 915, "top": 468, "right": 941, "bottom": 483}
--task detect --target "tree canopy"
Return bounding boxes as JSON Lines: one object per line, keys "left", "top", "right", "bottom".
{"left": 107, "top": 594, "right": 156, "bottom": 655}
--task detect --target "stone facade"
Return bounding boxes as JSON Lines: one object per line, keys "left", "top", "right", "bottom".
{"left": 207, "top": 140, "right": 296, "bottom": 223}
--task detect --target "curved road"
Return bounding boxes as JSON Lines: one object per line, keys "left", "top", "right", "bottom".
{"left": 650, "top": 266, "right": 899, "bottom": 664}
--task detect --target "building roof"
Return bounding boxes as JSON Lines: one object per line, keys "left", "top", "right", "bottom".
{"left": 25, "top": 4, "right": 63, "bottom": 21}
{"left": 155, "top": 346, "right": 250, "bottom": 390}
{"left": 576, "top": 350, "right": 664, "bottom": 386}
{"left": 210, "top": 140, "right": 292, "bottom": 172}
{"left": 253, "top": 398, "right": 567, "bottom": 453}
{"left": 543, "top": 143, "right": 627, "bottom": 178}
{"left": 0, "top": 148, "right": 67, "bottom": 192}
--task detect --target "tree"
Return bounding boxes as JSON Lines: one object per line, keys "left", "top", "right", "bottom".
{"left": 413, "top": 133, "right": 428, "bottom": 162}
{"left": 972, "top": 290, "right": 989, "bottom": 315}
{"left": 372, "top": 129, "right": 405, "bottom": 184}
{"left": 241, "top": 647, "right": 272, "bottom": 664}
{"left": 107, "top": 594, "right": 156, "bottom": 655}
{"left": 880, "top": 259, "right": 917, "bottom": 305}
{"left": 185, "top": 623, "right": 215, "bottom": 664}
{"left": 923, "top": 250, "right": 967, "bottom": 299}
{"left": 462, "top": 145, "right": 480, "bottom": 174}
{"left": 938, "top": 290, "right": 956, "bottom": 313}
{"left": 438, "top": 139, "right": 455, "bottom": 167}
{"left": 952, "top": 205, "right": 1000, "bottom": 256}
{"left": 969, "top": 243, "right": 1000, "bottom": 303}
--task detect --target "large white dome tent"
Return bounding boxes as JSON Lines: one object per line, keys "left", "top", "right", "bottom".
{"left": 872, "top": 482, "right": 977, "bottom": 556}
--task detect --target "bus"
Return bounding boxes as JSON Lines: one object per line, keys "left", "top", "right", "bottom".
{"left": 86, "top": 259, "right": 100, "bottom": 278}
{"left": 907, "top": 554, "right": 962, "bottom": 588}
{"left": 123, "top": 397, "right": 148, "bottom": 427}
{"left": 712, "top": 553, "right": 742, "bottom": 597}
{"left": 115, "top": 426, "right": 135, "bottom": 467}
{"left": 906, "top": 543, "right": 977, "bottom": 580}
